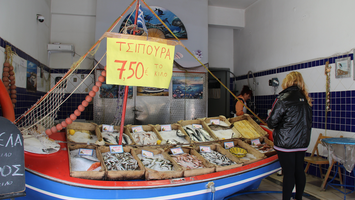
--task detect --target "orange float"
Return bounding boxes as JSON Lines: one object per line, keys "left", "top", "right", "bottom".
{"left": 0, "top": 78, "right": 15, "bottom": 121}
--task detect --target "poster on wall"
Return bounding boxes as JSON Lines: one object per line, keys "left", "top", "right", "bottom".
{"left": 172, "top": 76, "right": 203, "bottom": 99}
{"left": 99, "top": 82, "right": 133, "bottom": 99}
{"left": 119, "top": 6, "right": 188, "bottom": 40}
{"left": 335, "top": 57, "right": 351, "bottom": 78}
{"left": 26, "top": 61, "right": 37, "bottom": 92}
{"left": 12, "top": 55, "right": 27, "bottom": 88}
{"left": 137, "top": 87, "right": 168, "bottom": 96}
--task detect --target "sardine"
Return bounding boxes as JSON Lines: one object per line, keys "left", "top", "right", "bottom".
{"left": 199, "top": 129, "right": 213, "bottom": 141}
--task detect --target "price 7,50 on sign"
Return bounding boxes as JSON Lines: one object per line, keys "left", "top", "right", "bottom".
{"left": 106, "top": 37, "right": 176, "bottom": 89}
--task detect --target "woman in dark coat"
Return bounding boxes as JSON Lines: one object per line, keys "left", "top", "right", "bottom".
{"left": 267, "top": 71, "right": 312, "bottom": 200}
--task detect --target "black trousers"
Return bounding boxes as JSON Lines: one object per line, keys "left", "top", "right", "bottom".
{"left": 276, "top": 150, "right": 306, "bottom": 200}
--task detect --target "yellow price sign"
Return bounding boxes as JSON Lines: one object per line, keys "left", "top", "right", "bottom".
{"left": 106, "top": 37, "right": 175, "bottom": 89}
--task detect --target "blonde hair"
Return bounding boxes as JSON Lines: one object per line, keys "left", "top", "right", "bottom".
{"left": 282, "top": 71, "right": 312, "bottom": 106}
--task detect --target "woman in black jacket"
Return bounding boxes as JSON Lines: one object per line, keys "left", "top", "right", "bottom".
{"left": 267, "top": 71, "right": 312, "bottom": 200}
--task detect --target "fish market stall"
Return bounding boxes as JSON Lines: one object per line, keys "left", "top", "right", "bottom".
{"left": 16, "top": 118, "right": 280, "bottom": 200}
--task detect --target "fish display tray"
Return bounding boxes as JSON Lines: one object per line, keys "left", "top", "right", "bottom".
{"left": 134, "top": 147, "right": 183, "bottom": 180}
{"left": 67, "top": 143, "right": 105, "bottom": 180}
{"left": 98, "top": 146, "right": 145, "bottom": 180}
{"left": 126, "top": 124, "right": 163, "bottom": 146}
{"left": 154, "top": 124, "right": 191, "bottom": 145}
{"left": 98, "top": 124, "right": 135, "bottom": 146}
{"left": 228, "top": 115, "right": 268, "bottom": 140}
{"left": 194, "top": 143, "right": 242, "bottom": 172}
{"left": 66, "top": 122, "right": 101, "bottom": 144}
{"left": 177, "top": 119, "right": 218, "bottom": 143}
{"left": 166, "top": 147, "right": 215, "bottom": 177}
{"left": 245, "top": 136, "right": 277, "bottom": 157}
{"left": 202, "top": 115, "right": 242, "bottom": 140}
{"left": 219, "top": 139, "right": 266, "bottom": 165}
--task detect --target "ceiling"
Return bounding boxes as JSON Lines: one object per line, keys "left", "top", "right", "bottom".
{"left": 208, "top": 0, "right": 258, "bottom": 9}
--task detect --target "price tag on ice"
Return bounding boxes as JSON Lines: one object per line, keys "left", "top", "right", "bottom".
{"left": 171, "top": 147, "right": 184, "bottom": 155}
{"left": 132, "top": 126, "right": 144, "bottom": 133}
{"left": 210, "top": 119, "right": 220, "bottom": 125}
{"left": 200, "top": 146, "right": 211, "bottom": 153}
{"left": 192, "top": 124, "right": 202, "bottom": 129}
{"left": 110, "top": 145, "right": 123, "bottom": 154}
{"left": 102, "top": 124, "right": 114, "bottom": 132}
{"left": 142, "top": 150, "right": 154, "bottom": 158}
{"left": 161, "top": 124, "right": 172, "bottom": 132}
{"left": 78, "top": 148, "right": 94, "bottom": 156}
{"left": 224, "top": 142, "right": 235, "bottom": 149}
{"left": 251, "top": 139, "right": 261, "bottom": 146}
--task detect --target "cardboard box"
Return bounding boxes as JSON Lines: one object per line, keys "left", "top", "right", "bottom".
{"left": 134, "top": 147, "right": 183, "bottom": 180}
{"left": 66, "top": 122, "right": 101, "bottom": 144}
{"left": 68, "top": 143, "right": 105, "bottom": 180}
{"left": 166, "top": 147, "right": 215, "bottom": 177}
{"left": 245, "top": 136, "right": 277, "bottom": 157}
{"left": 228, "top": 115, "right": 268, "bottom": 140}
{"left": 154, "top": 124, "right": 191, "bottom": 145}
{"left": 177, "top": 119, "right": 217, "bottom": 143}
{"left": 194, "top": 143, "right": 242, "bottom": 172}
{"left": 126, "top": 124, "right": 162, "bottom": 146}
{"left": 219, "top": 139, "right": 266, "bottom": 165}
{"left": 98, "top": 124, "right": 135, "bottom": 145}
{"left": 98, "top": 146, "right": 145, "bottom": 180}
{"left": 202, "top": 115, "right": 242, "bottom": 140}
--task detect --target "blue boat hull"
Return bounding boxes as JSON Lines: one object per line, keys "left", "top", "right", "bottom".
{"left": 17, "top": 160, "right": 280, "bottom": 200}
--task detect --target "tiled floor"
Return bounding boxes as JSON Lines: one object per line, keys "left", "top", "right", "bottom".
{"left": 228, "top": 172, "right": 355, "bottom": 200}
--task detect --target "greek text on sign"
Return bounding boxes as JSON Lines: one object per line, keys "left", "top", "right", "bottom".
{"left": 106, "top": 34, "right": 178, "bottom": 89}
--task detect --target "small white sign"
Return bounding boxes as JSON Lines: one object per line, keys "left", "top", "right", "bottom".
{"left": 251, "top": 139, "right": 261, "bottom": 146}
{"left": 132, "top": 126, "right": 144, "bottom": 133}
{"left": 199, "top": 146, "right": 211, "bottom": 153}
{"left": 109, "top": 145, "right": 123, "bottom": 154}
{"left": 210, "top": 119, "right": 220, "bottom": 125}
{"left": 171, "top": 147, "right": 184, "bottom": 155}
{"left": 78, "top": 148, "right": 94, "bottom": 156}
{"left": 142, "top": 150, "right": 154, "bottom": 157}
{"left": 224, "top": 142, "right": 235, "bottom": 149}
{"left": 192, "top": 124, "right": 202, "bottom": 129}
{"left": 161, "top": 124, "right": 172, "bottom": 132}
{"left": 102, "top": 124, "right": 114, "bottom": 132}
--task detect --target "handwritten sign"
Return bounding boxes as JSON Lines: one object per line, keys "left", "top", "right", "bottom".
{"left": 224, "top": 142, "right": 235, "bottom": 149}
{"left": 192, "top": 124, "right": 202, "bottom": 129}
{"left": 78, "top": 149, "right": 94, "bottom": 156}
{"left": 132, "top": 126, "right": 144, "bottom": 133}
{"left": 199, "top": 146, "right": 211, "bottom": 153}
{"left": 0, "top": 117, "right": 26, "bottom": 198}
{"left": 142, "top": 150, "right": 153, "bottom": 158}
{"left": 161, "top": 125, "right": 172, "bottom": 132}
{"left": 210, "top": 119, "right": 220, "bottom": 125}
{"left": 170, "top": 147, "right": 184, "bottom": 155}
{"left": 102, "top": 124, "right": 114, "bottom": 132}
{"left": 106, "top": 37, "right": 175, "bottom": 89}
{"left": 109, "top": 145, "right": 123, "bottom": 154}
{"left": 251, "top": 139, "right": 261, "bottom": 146}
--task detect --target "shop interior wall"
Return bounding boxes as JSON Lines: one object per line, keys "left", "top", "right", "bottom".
{"left": 95, "top": 0, "right": 209, "bottom": 68}
{"left": 0, "top": 0, "right": 51, "bottom": 119}
{"left": 233, "top": 0, "right": 355, "bottom": 184}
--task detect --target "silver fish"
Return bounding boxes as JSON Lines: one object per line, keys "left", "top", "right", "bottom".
{"left": 199, "top": 129, "right": 213, "bottom": 141}
{"left": 138, "top": 154, "right": 174, "bottom": 171}
{"left": 200, "top": 150, "right": 236, "bottom": 166}
{"left": 176, "top": 129, "right": 185, "bottom": 137}
{"left": 102, "top": 152, "right": 139, "bottom": 171}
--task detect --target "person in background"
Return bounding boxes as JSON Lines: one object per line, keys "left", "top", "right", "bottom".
{"left": 235, "top": 85, "right": 252, "bottom": 116}
{"left": 266, "top": 71, "right": 312, "bottom": 200}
